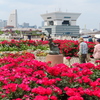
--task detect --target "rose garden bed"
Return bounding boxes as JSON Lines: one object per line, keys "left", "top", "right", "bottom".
{"left": 0, "top": 39, "right": 99, "bottom": 100}
{"left": 0, "top": 52, "right": 100, "bottom": 100}
{"left": 0, "top": 39, "right": 95, "bottom": 57}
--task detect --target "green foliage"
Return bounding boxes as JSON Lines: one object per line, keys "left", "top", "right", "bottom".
{"left": 90, "top": 69, "right": 100, "bottom": 81}
{"left": 15, "top": 30, "right": 20, "bottom": 34}
{"left": 36, "top": 45, "right": 49, "bottom": 50}
{"left": 0, "top": 30, "right": 3, "bottom": 35}
{"left": 0, "top": 45, "right": 34, "bottom": 51}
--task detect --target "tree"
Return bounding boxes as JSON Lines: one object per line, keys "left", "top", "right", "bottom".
{"left": 0, "top": 30, "right": 4, "bottom": 35}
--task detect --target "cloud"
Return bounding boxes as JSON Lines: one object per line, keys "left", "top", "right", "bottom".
{"left": 0, "top": 1, "right": 6, "bottom": 4}
{"left": 0, "top": 0, "right": 100, "bottom": 29}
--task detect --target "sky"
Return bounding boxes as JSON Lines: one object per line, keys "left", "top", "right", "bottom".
{"left": 0, "top": 0, "right": 100, "bottom": 30}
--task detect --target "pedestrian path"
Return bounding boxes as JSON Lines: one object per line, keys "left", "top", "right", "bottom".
{"left": 36, "top": 56, "right": 95, "bottom": 66}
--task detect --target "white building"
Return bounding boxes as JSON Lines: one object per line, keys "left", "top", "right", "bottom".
{"left": 41, "top": 11, "right": 81, "bottom": 36}
{"left": 0, "top": 19, "right": 7, "bottom": 29}
{"left": 22, "top": 22, "right": 29, "bottom": 28}
{"left": 7, "top": 9, "right": 18, "bottom": 28}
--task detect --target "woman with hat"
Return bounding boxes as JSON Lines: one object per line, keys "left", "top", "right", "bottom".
{"left": 78, "top": 37, "right": 88, "bottom": 63}
{"left": 93, "top": 38, "right": 100, "bottom": 60}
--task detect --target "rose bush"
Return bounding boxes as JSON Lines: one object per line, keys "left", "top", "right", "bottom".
{"left": 53, "top": 39, "right": 95, "bottom": 57}
{"left": 0, "top": 52, "right": 100, "bottom": 100}
{"left": 0, "top": 39, "right": 95, "bottom": 57}
{"left": 0, "top": 39, "right": 49, "bottom": 51}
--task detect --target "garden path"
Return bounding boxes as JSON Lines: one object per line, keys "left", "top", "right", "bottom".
{"left": 36, "top": 56, "right": 95, "bottom": 66}
{"left": 32, "top": 37, "right": 95, "bottom": 66}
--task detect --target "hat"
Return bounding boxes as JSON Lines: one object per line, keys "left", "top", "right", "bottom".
{"left": 97, "top": 38, "right": 100, "bottom": 42}
{"left": 79, "top": 37, "right": 84, "bottom": 42}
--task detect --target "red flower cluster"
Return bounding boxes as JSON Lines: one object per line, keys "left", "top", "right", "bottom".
{"left": 0, "top": 39, "right": 49, "bottom": 47}
{"left": 0, "top": 52, "right": 100, "bottom": 99}
{"left": 0, "top": 39, "right": 95, "bottom": 57}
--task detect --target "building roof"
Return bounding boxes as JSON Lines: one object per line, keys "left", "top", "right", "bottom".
{"left": 41, "top": 11, "right": 81, "bottom": 21}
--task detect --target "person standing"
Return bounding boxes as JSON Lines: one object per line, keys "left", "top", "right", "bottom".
{"left": 78, "top": 37, "right": 88, "bottom": 63}
{"left": 93, "top": 38, "right": 100, "bottom": 60}
{"left": 88, "top": 36, "right": 93, "bottom": 42}
{"left": 48, "top": 34, "right": 51, "bottom": 40}
{"left": 40, "top": 34, "right": 44, "bottom": 41}
{"left": 27, "top": 35, "right": 31, "bottom": 40}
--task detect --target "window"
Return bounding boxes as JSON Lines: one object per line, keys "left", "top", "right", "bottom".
{"left": 47, "top": 17, "right": 52, "bottom": 19}
{"left": 64, "top": 17, "right": 71, "bottom": 18}
{"left": 49, "top": 21, "right": 54, "bottom": 25}
{"left": 62, "top": 20, "right": 70, "bottom": 26}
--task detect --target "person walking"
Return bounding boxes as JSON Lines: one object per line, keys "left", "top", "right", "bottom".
{"left": 93, "top": 38, "right": 100, "bottom": 60}
{"left": 78, "top": 37, "right": 88, "bottom": 63}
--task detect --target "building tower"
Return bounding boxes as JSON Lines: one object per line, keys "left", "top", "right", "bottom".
{"left": 7, "top": 9, "right": 18, "bottom": 28}
{"left": 41, "top": 11, "right": 81, "bottom": 36}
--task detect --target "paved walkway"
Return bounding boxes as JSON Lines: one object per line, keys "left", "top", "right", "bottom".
{"left": 3, "top": 36, "right": 95, "bottom": 66}
{"left": 36, "top": 56, "right": 95, "bottom": 66}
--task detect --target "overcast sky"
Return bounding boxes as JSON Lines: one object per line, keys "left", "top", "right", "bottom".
{"left": 0, "top": 0, "right": 100, "bottom": 29}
